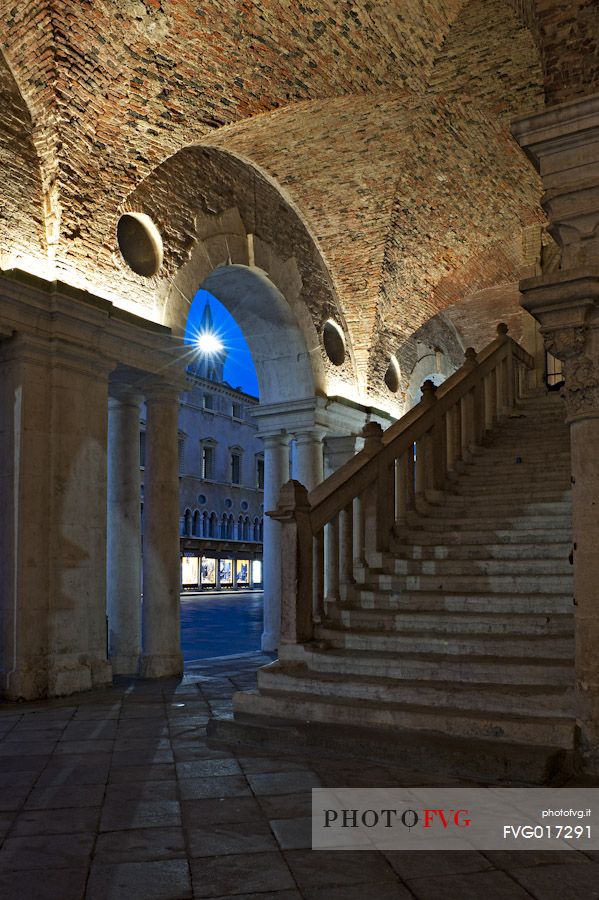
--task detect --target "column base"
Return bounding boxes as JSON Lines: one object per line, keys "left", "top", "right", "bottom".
{"left": 110, "top": 653, "right": 141, "bottom": 676}
{"left": 261, "top": 630, "right": 279, "bottom": 653}
{"left": 2, "top": 654, "right": 113, "bottom": 700}
{"left": 48, "top": 655, "right": 113, "bottom": 697}
{"left": 140, "top": 653, "right": 184, "bottom": 679}
{"left": 2, "top": 659, "right": 50, "bottom": 701}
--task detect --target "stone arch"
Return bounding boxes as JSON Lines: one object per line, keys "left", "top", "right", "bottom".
{"left": 0, "top": 49, "right": 46, "bottom": 271}
{"left": 199, "top": 264, "right": 317, "bottom": 405}
{"left": 112, "top": 144, "right": 360, "bottom": 402}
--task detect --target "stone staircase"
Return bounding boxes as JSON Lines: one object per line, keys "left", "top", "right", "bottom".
{"left": 237, "top": 393, "right": 576, "bottom": 753}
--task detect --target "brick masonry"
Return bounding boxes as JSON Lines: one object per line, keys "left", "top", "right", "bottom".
{"left": 0, "top": 1, "right": 596, "bottom": 405}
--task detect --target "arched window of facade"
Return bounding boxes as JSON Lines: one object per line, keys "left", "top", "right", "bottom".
{"left": 220, "top": 513, "right": 228, "bottom": 539}
{"left": 253, "top": 517, "right": 260, "bottom": 541}
{"left": 202, "top": 511, "right": 209, "bottom": 537}
{"left": 183, "top": 508, "right": 192, "bottom": 536}
{"left": 209, "top": 511, "right": 218, "bottom": 538}
{"left": 192, "top": 510, "right": 200, "bottom": 536}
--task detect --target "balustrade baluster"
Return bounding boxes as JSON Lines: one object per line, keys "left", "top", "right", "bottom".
{"left": 312, "top": 530, "right": 325, "bottom": 623}
{"left": 325, "top": 515, "right": 340, "bottom": 604}
{"left": 340, "top": 503, "right": 354, "bottom": 586}
{"left": 353, "top": 495, "right": 364, "bottom": 566}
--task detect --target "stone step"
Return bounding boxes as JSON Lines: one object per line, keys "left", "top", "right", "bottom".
{"left": 292, "top": 646, "right": 574, "bottom": 686}
{"left": 351, "top": 588, "right": 572, "bottom": 615}
{"left": 234, "top": 685, "right": 575, "bottom": 749}
{"left": 449, "top": 485, "right": 570, "bottom": 499}
{"left": 388, "top": 557, "right": 571, "bottom": 576}
{"left": 409, "top": 515, "right": 571, "bottom": 532}
{"left": 391, "top": 542, "right": 571, "bottom": 560}
{"left": 327, "top": 606, "right": 573, "bottom": 636}
{"left": 208, "top": 713, "right": 574, "bottom": 785}
{"left": 367, "top": 571, "right": 572, "bottom": 594}
{"left": 257, "top": 663, "right": 575, "bottom": 717}
{"left": 315, "top": 626, "right": 574, "bottom": 659}
{"left": 391, "top": 527, "right": 570, "bottom": 545}
{"left": 419, "top": 501, "right": 571, "bottom": 519}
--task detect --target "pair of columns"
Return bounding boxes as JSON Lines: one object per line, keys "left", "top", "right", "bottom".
{"left": 107, "top": 383, "right": 183, "bottom": 677}
{"left": 260, "top": 429, "right": 327, "bottom": 651}
{"left": 260, "top": 429, "right": 362, "bottom": 651}
{"left": 513, "top": 93, "right": 599, "bottom": 769}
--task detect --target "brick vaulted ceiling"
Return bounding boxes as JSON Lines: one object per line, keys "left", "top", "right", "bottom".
{"left": 0, "top": 1, "right": 597, "bottom": 401}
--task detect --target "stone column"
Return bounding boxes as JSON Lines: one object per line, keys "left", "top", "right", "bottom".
{"left": 140, "top": 382, "right": 184, "bottom": 678}
{"left": 261, "top": 431, "right": 290, "bottom": 651}
{"left": 323, "top": 434, "right": 362, "bottom": 478}
{"left": 513, "top": 93, "right": 599, "bottom": 768}
{"left": 107, "top": 386, "right": 143, "bottom": 675}
{"left": 293, "top": 430, "right": 324, "bottom": 491}
{"left": 0, "top": 332, "right": 113, "bottom": 699}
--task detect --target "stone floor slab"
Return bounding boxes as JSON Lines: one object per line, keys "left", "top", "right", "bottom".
{"left": 25, "top": 784, "right": 106, "bottom": 810}
{"left": 86, "top": 858, "right": 192, "bottom": 900}
{"left": 94, "top": 826, "right": 186, "bottom": 863}
{"left": 100, "top": 800, "right": 181, "bottom": 831}
{"left": 187, "top": 820, "right": 278, "bottom": 857}
{"left": 384, "top": 849, "right": 493, "bottom": 880}
{"left": 270, "top": 816, "right": 313, "bottom": 850}
{"left": 176, "top": 758, "right": 242, "bottom": 779}
{"left": 246, "top": 770, "right": 321, "bottom": 796}
{"left": 0, "top": 831, "right": 94, "bottom": 870}
{"left": 510, "top": 862, "right": 599, "bottom": 899}
{"left": 190, "top": 850, "right": 296, "bottom": 898}
{"left": 408, "top": 869, "right": 535, "bottom": 900}
{"left": 0, "top": 866, "right": 88, "bottom": 900}
{"left": 284, "top": 849, "right": 397, "bottom": 888}
{"left": 181, "top": 796, "right": 266, "bottom": 827}
{"left": 10, "top": 806, "right": 101, "bottom": 837}
{"left": 178, "top": 775, "right": 251, "bottom": 800}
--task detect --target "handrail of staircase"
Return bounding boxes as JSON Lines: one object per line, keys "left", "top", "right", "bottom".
{"left": 269, "top": 324, "right": 535, "bottom": 645}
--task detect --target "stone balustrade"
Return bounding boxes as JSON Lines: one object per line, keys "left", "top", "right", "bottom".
{"left": 269, "top": 324, "right": 534, "bottom": 648}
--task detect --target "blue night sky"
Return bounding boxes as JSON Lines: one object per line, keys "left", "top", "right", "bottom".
{"left": 185, "top": 289, "right": 259, "bottom": 398}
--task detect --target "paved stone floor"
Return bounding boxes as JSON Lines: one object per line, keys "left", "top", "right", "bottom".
{"left": 180, "top": 592, "right": 263, "bottom": 663}
{"left": 1, "top": 652, "right": 598, "bottom": 900}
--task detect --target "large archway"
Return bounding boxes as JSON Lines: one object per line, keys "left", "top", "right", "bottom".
{"left": 185, "top": 264, "right": 323, "bottom": 652}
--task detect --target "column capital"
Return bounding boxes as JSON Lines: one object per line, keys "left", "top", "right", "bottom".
{"left": 293, "top": 428, "right": 326, "bottom": 445}
{"left": 260, "top": 430, "right": 291, "bottom": 449}
{"left": 512, "top": 93, "right": 599, "bottom": 271}
{"left": 108, "top": 382, "right": 144, "bottom": 406}
{"left": 143, "top": 379, "right": 182, "bottom": 404}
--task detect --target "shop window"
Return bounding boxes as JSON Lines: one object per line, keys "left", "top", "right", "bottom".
{"left": 236, "top": 559, "right": 250, "bottom": 585}
{"left": 201, "top": 556, "right": 216, "bottom": 586}
{"left": 181, "top": 556, "right": 199, "bottom": 587}
{"left": 219, "top": 558, "right": 233, "bottom": 586}
{"left": 252, "top": 559, "right": 263, "bottom": 584}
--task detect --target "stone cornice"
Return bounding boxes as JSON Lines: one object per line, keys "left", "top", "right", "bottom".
{"left": 511, "top": 93, "right": 599, "bottom": 168}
